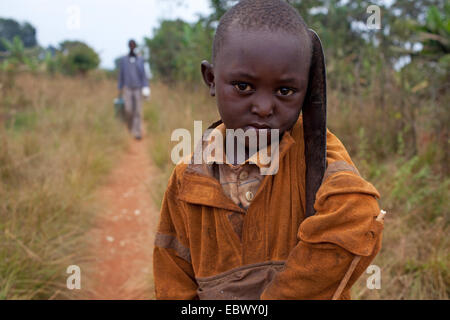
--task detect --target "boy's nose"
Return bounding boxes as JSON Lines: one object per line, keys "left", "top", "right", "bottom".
{"left": 251, "top": 94, "right": 274, "bottom": 118}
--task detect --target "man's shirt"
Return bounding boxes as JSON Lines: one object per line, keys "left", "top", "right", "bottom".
{"left": 118, "top": 55, "right": 148, "bottom": 89}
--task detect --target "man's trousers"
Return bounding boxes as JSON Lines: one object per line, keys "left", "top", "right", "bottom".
{"left": 123, "top": 87, "right": 142, "bottom": 138}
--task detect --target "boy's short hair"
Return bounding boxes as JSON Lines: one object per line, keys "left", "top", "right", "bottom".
{"left": 212, "top": 0, "right": 312, "bottom": 62}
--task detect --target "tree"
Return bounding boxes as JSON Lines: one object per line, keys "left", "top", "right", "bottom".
{"left": 0, "top": 18, "right": 37, "bottom": 51}
{"left": 416, "top": 5, "right": 450, "bottom": 62}
{"left": 146, "top": 19, "right": 213, "bottom": 84}
{"left": 56, "top": 41, "right": 100, "bottom": 75}
{"left": 0, "top": 36, "right": 39, "bottom": 74}
{"left": 208, "top": 0, "right": 235, "bottom": 22}
{"left": 414, "top": 4, "right": 450, "bottom": 173}
{"left": 0, "top": 36, "right": 27, "bottom": 64}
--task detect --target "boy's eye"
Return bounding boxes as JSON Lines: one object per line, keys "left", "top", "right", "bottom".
{"left": 234, "top": 82, "right": 253, "bottom": 92}
{"left": 277, "top": 87, "right": 295, "bottom": 96}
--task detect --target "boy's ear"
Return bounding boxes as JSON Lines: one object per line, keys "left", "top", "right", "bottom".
{"left": 201, "top": 60, "right": 216, "bottom": 97}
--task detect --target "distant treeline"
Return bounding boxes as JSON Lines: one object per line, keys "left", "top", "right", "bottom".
{"left": 0, "top": 18, "right": 100, "bottom": 76}
{"left": 0, "top": 18, "right": 37, "bottom": 51}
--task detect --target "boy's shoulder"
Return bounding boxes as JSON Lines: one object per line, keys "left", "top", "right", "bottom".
{"left": 166, "top": 154, "right": 213, "bottom": 194}
{"left": 166, "top": 161, "right": 190, "bottom": 194}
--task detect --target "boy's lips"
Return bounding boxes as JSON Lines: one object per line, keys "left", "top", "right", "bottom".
{"left": 242, "top": 125, "right": 274, "bottom": 142}
{"left": 245, "top": 123, "right": 272, "bottom": 130}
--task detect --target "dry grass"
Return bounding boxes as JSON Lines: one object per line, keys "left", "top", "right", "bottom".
{"left": 145, "top": 82, "right": 449, "bottom": 300}
{"left": 326, "top": 89, "right": 449, "bottom": 299}
{"left": 0, "top": 72, "right": 129, "bottom": 299}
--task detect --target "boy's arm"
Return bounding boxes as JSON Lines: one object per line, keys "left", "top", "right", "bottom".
{"left": 153, "top": 167, "right": 198, "bottom": 300}
{"left": 261, "top": 132, "right": 384, "bottom": 300}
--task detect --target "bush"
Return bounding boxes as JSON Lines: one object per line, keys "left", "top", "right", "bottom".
{"left": 146, "top": 19, "right": 213, "bottom": 84}
{"left": 56, "top": 41, "right": 100, "bottom": 76}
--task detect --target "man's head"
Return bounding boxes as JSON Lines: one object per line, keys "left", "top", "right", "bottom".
{"left": 128, "top": 39, "right": 137, "bottom": 54}
{"left": 201, "top": 0, "right": 313, "bottom": 137}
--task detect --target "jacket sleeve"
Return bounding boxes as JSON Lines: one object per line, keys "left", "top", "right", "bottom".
{"left": 153, "top": 167, "right": 198, "bottom": 300}
{"left": 261, "top": 132, "right": 384, "bottom": 300}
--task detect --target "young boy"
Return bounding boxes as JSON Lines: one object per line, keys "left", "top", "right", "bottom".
{"left": 153, "top": 0, "right": 384, "bottom": 300}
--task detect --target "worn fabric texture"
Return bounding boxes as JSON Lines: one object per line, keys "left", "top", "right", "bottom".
{"left": 153, "top": 116, "right": 383, "bottom": 300}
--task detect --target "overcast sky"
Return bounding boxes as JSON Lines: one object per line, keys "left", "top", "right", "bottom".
{"left": 0, "top": 0, "right": 212, "bottom": 69}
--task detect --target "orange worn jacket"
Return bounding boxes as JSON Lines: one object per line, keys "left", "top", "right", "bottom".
{"left": 153, "top": 116, "right": 384, "bottom": 300}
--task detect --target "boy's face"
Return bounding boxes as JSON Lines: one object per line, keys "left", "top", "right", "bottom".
{"left": 202, "top": 28, "right": 311, "bottom": 141}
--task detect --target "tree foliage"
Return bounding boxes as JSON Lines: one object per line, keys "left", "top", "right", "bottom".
{"left": 0, "top": 18, "right": 101, "bottom": 76}
{"left": 416, "top": 5, "right": 450, "bottom": 63}
{"left": 0, "top": 36, "right": 29, "bottom": 65}
{"left": 0, "top": 18, "right": 37, "bottom": 51}
{"left": 56, "top": 41, "right": 100, "bottom": 75}
{"left": 146, "top": 19, "right": 214, "bottom": 83}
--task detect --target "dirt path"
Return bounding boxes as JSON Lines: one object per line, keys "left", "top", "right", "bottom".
{"left": 84, "top": 131, "right": 159, "bottom": 299}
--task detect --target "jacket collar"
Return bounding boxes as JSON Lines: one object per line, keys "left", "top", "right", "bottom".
{"left": 203, "top": 122, "right": 289, "bottom": 172}
{"left": 177, "top": 119, "right": 297, "bottom": 211}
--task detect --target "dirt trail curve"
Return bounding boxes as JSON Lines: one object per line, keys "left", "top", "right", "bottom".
{"left": 84, "top": 131, "right": 159, "bottom": 300}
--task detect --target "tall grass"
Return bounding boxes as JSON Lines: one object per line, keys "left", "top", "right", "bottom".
{"left": 326, "top": 90, "right": 449, "bottom": 299}
{"left": 143, "top": 83, "right": 219, "bottom": 206}
{"left": 0, "top": 72, "right": 128, "bottom": 299}
{"left": 145, "top": 82, "right": 449, "bottom": 299}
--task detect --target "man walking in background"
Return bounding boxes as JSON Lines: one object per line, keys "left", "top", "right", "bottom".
{"left": 118, "top": 39, "right": 149, "bottom": 140}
